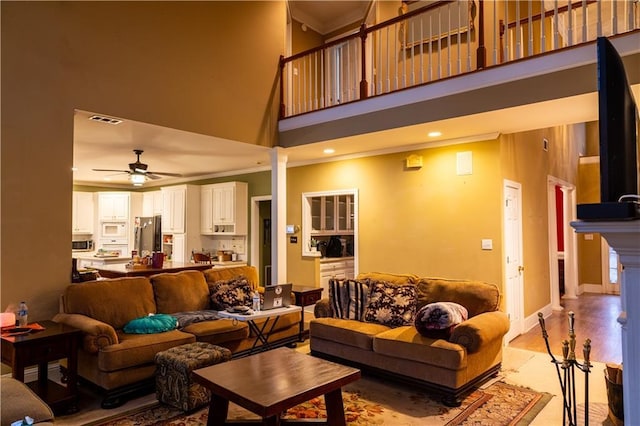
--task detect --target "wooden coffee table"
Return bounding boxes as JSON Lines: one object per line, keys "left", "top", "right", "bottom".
{"left": 193, "top": 347, "right": 360, "bottom": 425}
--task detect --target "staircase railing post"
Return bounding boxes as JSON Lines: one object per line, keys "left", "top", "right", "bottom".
{"left": 279, "top": 55, "right": 286, "bottom": 119}
{"left": 476, "top": 0, "right": 486, "bottom": 69}
{"left": 359, "top": 23, "right": 368, "bottom": 100}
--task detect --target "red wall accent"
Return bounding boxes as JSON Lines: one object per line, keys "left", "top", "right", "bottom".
{"left": 555, "top": 185, "right": 564, "bottom": 251}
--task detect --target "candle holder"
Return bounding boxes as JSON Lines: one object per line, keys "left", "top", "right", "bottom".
{"left": 538, "top": 311, "right": 591, "bottom": 426}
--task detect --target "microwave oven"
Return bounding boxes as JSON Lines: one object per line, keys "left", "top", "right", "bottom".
{"left": 72, "top": 239, "right": 94, "bottom": 252}
{"left": 101, "top": 222, "right": 128, "bottom": 238}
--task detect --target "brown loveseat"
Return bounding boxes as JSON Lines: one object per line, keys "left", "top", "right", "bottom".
{"left": 310, "top": 272, "right": 509, "bottom": 406}
{"left": 53, "top": 265, "right": 301, "bottom": 408}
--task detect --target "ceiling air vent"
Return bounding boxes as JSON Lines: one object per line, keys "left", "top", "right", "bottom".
{"left": 89, "top": 115, "right": 122, "bottom": 125}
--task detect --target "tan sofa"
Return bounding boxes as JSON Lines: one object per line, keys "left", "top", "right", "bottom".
{"left": 53, "top": 265, "right": 300, "bottom": 408}
{"left": 310, "top": 272, "right": 510, "bottom": 406}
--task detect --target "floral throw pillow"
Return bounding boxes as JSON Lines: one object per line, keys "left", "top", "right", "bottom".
{"left": 364, "top": 281, "right": 417, "bottom": 327}
{"left": 209, "top": 276, "right": 252, "bottom": 310}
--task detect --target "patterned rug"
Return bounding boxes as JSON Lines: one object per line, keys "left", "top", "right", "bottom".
{"left": 90, "top": 376, "right": 551, "bottom": 425}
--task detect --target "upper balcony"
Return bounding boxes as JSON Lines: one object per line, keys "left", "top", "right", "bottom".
{"left": 278, "top": 0, "right": 640, "bottom": 148}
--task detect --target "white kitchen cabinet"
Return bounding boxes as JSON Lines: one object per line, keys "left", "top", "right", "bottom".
{"left": 310, "top": 194, "right": 354, "bottom": 235}
{"left": 315, "top": 257, "right": 355, "bottom": 295}
{"left": 171, "top": 233, "right": 186, "bottom": 263}
{"left": 201, "top": 182, "right": 247, "bottom": 235}
{"left": 162, "top": 186, "right": 186, "bottom": 233}
{"left": 98, "top": 192, "right": 130, "bottom": 221}
{"left": 142, "top": 191, "right": 163, "bottom": 217}
{"left": 72, "top": 192, "right": 94, "bottom": 234}
{"left": 161, "top": 184, "right": 201, "bottom": 262}
{"left": 200, "top": 185, "right": 214, "bottom": 234}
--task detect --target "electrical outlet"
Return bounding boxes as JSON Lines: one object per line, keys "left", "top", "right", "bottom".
{"left": 231, "top": 237, "right": 245, "bottom": 254}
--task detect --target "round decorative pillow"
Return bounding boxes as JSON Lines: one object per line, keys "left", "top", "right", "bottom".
{"left": 414, "top": 302, "right": 468, "bottom": 339}
{"left": 123, "top": 313, "right": 178, "bottom": 334}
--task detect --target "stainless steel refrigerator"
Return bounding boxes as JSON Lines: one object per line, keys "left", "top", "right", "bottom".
{"left": 134, "top": 215, "right": 162, "bottom": 255}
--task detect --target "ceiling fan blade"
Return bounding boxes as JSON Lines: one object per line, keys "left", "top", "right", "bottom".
{"left": 145, "top": 173, "right": 162, "bottom": 180}
{"left": 147, "top": 171, "right": 183, "bottom": 177}
{"left": 92, "top": 168, "right": 131, "bottom": 173}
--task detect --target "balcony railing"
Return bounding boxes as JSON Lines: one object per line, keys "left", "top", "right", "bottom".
{"left": 279, "top": 0, "right": 639, "bottom": 119}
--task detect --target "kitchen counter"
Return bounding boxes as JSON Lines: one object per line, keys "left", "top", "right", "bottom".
{"left": 73, "top": 252, "right": 132, "bottom": 267}
{"left": 95, "top": 261, "right": 213, "bottom": 278}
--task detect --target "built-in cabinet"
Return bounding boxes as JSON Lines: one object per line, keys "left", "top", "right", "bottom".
{"left": 315, "top": 257, "right": 355, "bottom": 295}
{"left": 162, "top": 186, "right": 186, "bottom": 233}
{"left": 72, "top": 192, "right": 94, "bottom": 234}
{"left": 161, "top": 185, "right": 200, "bottom": 262}
{"left": 311, "top": 194, "right": 354, "bottom": 235}
{"left": 200, "top": 182, "right": 248, "bottom": 235}
{"left": 142, "top": 191, "right": 163, "bottom": 217}
{"left": 98, "top": 192, "right": 130, "bottom": 221}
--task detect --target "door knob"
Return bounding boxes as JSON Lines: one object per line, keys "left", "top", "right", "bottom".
{"left": 518, "top": 265, "right": 525, "bottom": 273}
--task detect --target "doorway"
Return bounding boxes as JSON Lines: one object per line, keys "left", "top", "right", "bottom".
{"left": 250, "top": 196, "right": 272, "bottom": 287}
{"left": 602, "top": 239, "right": 621, "bottom": 295}
{"left": 503, "top": 180, "right": 524, "bottom": 342}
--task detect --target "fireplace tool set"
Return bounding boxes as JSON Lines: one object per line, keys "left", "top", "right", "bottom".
{"left": 538, "top": 311, "right": 591, "bottom": 426}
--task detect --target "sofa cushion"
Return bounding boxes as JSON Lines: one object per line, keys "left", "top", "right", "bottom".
{"left": 415, "top": 277, "right": 500, "bottom": 317}
{"left": 180, "top": 319, "right": 249, "bottom": 345}
{"left": 98, "top": 330, "right": 195, "bottom": 372}
{"left": 329, "top": 279, "right": 370, "bottom": 320}
{"left": 123, "top": 314, "right": 178, "bottom": 334}
{"left": 1, "top": 377, "right": 55, "bottom": 425}
{"left": 204, "top": 266, "right": 259, "bottom": 290}
{"left": 373, "top": 326, "right": 466, "bottom": 370}
{"left": 356, "top": 272, "right": 418, "bottom": 285}
{"left": 364, "top": 281, "right": 417, "bottom": 327}
{"left": 208, "top": 276, "right": 253, "bottom": 310}
{"left": 414, "top": 302, "right": 468, "bottom": 339}
{"left": 151, "top": 271, "right": 211, "bottom": 313}
{"left": 62, "top": 277, "right": 156, "bottom": 330}
{"left": 310, "top": 318, "right": 391, "bottom": 351}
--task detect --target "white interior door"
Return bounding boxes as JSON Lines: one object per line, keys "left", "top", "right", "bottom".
{"left": 602, "top": 239, "right": 621, "bottom": 295}
{"left": 504, "top": 180, "right": 524, "bottom": 342}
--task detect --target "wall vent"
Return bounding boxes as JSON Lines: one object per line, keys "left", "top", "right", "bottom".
{"left": 89, "top": 115, "right": 122, "bottom": 125}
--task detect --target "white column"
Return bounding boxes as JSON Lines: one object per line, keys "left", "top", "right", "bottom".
{"left": 270, "top": 147, "right": 288, "bottom": 286}
{"left": 571, "top": 220, "right": 640, "bottom": 422}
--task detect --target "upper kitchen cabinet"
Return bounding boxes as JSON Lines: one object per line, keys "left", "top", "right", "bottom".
{"left": 142, "top": 191, "right": 163, "bottom": 217}
{"left": 98, "top": 192, "right": 130, "bottom": 221}
{"left": 72, "top": 191, "right": 94, "bottom": 234}
{"left": 162, "top": 186, "right": 186, "bottom": 233}
{"left": 200, "top": 182, "right": 248, "bottom": 235}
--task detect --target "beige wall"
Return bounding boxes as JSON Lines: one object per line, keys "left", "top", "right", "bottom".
{"left": 1, "top": 1, "right": 286, "bottom": 321}
{"left": 287, "top": 138, "right": 504, "bottom": 292}
{"left": 500, "top": 125, "right": 581, "bottom": 317}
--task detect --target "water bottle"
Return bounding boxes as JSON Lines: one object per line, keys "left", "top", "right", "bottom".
{"left": 17, "top": 302, "right": 28, "bottom": 327}
{"left": 252, "top": 291, "right": 260, "bottom": 312}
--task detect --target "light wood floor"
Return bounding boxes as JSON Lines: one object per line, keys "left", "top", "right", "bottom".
{"left": 508, "top": 293, "right": 622, "bottom": 364}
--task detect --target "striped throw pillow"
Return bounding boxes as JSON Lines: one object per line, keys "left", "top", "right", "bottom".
{"left": 329, "top": 279, "right": 370, "bottom": 320}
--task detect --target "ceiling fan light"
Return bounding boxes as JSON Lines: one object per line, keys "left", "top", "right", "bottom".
{"left": 130, "top": 173, "right": 146, "bottom": 185}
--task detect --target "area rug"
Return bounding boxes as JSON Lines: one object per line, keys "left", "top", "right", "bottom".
{"left": 90, "top": 376, "right": 551, "bottom": 426}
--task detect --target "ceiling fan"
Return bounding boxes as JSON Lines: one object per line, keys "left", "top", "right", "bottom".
{"left": 93, "top": 149, "right": 182, "bottom": 185}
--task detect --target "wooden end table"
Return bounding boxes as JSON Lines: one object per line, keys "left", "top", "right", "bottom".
{"left": 1, "top": 320, "right": 81, "bottom": 414}
{"left": 292, "top": 285, "right": 323, "bottom": 341}
{"left": 193, "top": 347, "right": 360, "bottom": 425}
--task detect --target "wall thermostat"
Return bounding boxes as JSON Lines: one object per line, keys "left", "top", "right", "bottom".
{"left": 286, "top": 225, "right": 298, "bottom": 234}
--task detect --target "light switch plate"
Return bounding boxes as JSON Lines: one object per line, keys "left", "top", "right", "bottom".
{"left": 481, "top": 239, "right": 493, "bottom": 250}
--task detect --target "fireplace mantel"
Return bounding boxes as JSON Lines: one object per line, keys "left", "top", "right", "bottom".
{"left": 571, "top": 220, "right": 640, "bottom": 422}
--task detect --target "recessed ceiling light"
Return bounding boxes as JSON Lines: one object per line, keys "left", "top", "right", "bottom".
{"left": 323, "top": 148, "right": 335, "bottom": 154}
{"left": 103, "top": 177, "right": 111, "bottom": 181}
{"left": 428, "top": 131, "right": 442, "bottom": 138}
{"left": 89, "top": 115, "right": 122, "bottom": 125}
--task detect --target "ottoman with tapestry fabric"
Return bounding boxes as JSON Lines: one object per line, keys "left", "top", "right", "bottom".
{"left": 155, "top": 342, "right": 232, "bottom": 411}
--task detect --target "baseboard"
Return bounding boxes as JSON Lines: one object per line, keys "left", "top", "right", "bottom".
{"left": 523, "top": 304, "right": 553, "bottom": 334}
{"left": 579, "top": 283, "right": 604, "bottom": 294}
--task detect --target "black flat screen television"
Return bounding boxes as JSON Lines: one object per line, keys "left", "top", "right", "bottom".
{"left": 577, "top": 37, "right": 639, "bottom": 220}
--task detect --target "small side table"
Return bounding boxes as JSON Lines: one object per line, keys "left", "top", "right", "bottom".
{"left": 1, "top": 320, "right": 81, "bottom": 414}
{"left": 292, "top": 285, "right": 324, "bottom": 341}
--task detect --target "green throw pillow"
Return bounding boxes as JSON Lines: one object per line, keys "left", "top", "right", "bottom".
{"left": 123, "top": 314, "right": 177, "bottom": 334}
